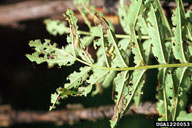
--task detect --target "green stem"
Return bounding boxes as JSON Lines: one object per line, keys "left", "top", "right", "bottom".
{"left": 88, "top": 63, "right": 192, "bottom": 71}
{"left": 55, "top": 46, "right": 192, "bottom": 71}
{"left": 77, "top": 30, "right": 172, "bottom": 40}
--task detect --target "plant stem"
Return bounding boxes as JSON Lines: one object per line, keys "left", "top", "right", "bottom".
{"left": 77, "top": 30, "right": 172, "bottom": 40}
{"left": 88, "top": 63, "right": 192, "bottom": 71}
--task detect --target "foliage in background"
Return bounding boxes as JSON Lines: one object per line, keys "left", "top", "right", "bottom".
{"left": 26, "top": 0, "right": 192, "bottom": 127}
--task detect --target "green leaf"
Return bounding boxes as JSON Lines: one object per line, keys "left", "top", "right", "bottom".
{"left": 49, "top": 87, "right": 76, "bottom": 111}
{"left": 99, "top": 26, "right": 110, "bottom": 67}
{"left": 118, "top": 39, "right": 131, "bottom": 53}
{"left": 164, "top": 69, "right": 175, "bottom": 121}
{"left": 153, "top": 0, "right": 172, "bottom": 36}
{"left": 44, "top": 19, "right": 68, "bottom": 36}
{"left": 147, "top": 4, "right": 167, "bottom": 64}
{"left": 111, "top": 71, "right": 129, "bottom": 128}
{"left": 129, "top": 25, "right": 145, "bottom": 65}
{"left": 125, "top": 69, "right": 146, "bottom": 109}
{"left": 91, "top": 26, "right": 102, "bottom": 37}
{"left": 86, "top": 68, "right": 109, "bottom": 96}
{"left": 165, "top": 42, "right": 173, "bottom": 63}
{"left": 26, "top": 39, "right": 76, "bottom": 67}
{"left": 186, "top": 10, "right": 192, "bottom": 23}
{"left": 181, "top": 2, "right": 192, "bottom": 41}
{"left": 156, "top": 68, "right": 168, "bottom": 121}
{"left": 63, "top": 9, "right": 80, "bottom": 56}
{"left": 78, "top": 85, "right": 93, "bottom": 97}
{"left": 79, "top": 49, "right": 94, "bottom": 64}
{"left": 133, "top": 75, "right": 145, "bottom": 107}
{"left": 95, "top": 47, "right": 105, "bottom": 66}
{"left": 80, "top": 36, "right": 94, "bottom": 47}
{"left": 93, "top": 38, "right": 101, "bottom": 50}
{"left": 111, "top": 69, "right": 145, "bottom": 128}
{"left": 128, "top": 0, "right": 142, "bottom": 26}
{"left": 113, "top": 71, "right": 129, "bottom": 104}
{"left": 142, "top": 40, "right": 152, "bottom": 63}
{"left": 49, "top": 91, "right": 61, "bottom": 111}
{"left": 137, "top": 14, "right": 148, "bottom": 35}
{"left": 172, "top": 0, "right": 188, "bottom": 63}
{"left": 127, "top": 0, "right": 145, "bottom": 65}
{"left": 103, "top": 71, "right": 116, "bottom": 88}
{"left": 118, "top": 3, "right": 129, "bottom": 34}
{"left": 107, "top": 30, "right": 128, "bottom": 67}
{"left": 189, "top": 45, "right": 192, "bottom": 57}
{"left": 65, "top": 66, "right": 92, "bottom": 89}
{"left": 63, "top": 9, "right": 78, "bottom": 30}
{"left": 87, "top": 69, "right": 108, "bottom": 85}
{"left": 177, "top": 111, "right": 192, "bottom": 121}
{"left": 172, "top": 67, "right": 191, "bottom": 120}
{"left": 133, "top": 40, "right": 152, "bottom": 107}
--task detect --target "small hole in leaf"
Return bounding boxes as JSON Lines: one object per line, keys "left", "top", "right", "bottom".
{"left": 155, "top": 56, "right": 158, "bottom": 61}
{"left": 159, "top": 115, "right": 163, "bottom": 118}
{"left": 121, "top": 16, "right": 124, "bottom": 20}
{"left": 168, "top": 71, "right": 171, "bottom": 74}
{"left": 51, "top": 50, "right": 55, "bottom": 54}
{"left": 174, "top": 13, "right": 176, "bottom": 17}
{"left": 173, "top": 43, "right": 176, "bottom": 46}
{"left": 48, "top": 55, "right": 54, "bottom": 59}
{"left": 170, "top": 87, "right": 173, "bottom": 90}
{"left": 39, "top": 54, "right": 44, "bottom": 58}
{"left": 168, "top": 96, "right": 172, "bottom": 100}
{"left": 114, "top": 91, "right": 118, "bottom": 96}
{"left": 131, "top": 44, "right": 135, "bottom": 48}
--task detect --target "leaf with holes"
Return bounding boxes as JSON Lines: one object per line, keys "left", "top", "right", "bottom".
{"left": 26, "top": 39, "right": 76, "bottom": 67}
{"left": 65, "top": 66, "right": 92, "bottom": 89}
{"left": 44, "top": 19, "right": 68, "bottom": 36}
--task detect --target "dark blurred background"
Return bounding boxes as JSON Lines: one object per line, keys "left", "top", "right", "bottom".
{"left": 0, "top": 0, "right": 191, "bottom": 128}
